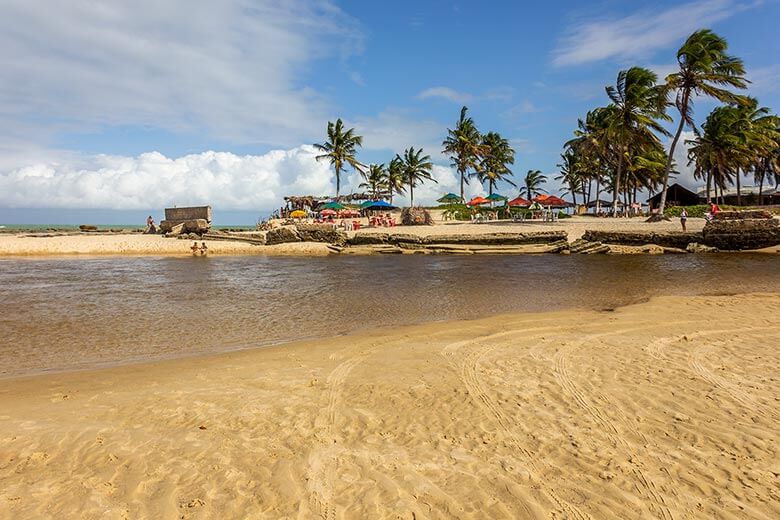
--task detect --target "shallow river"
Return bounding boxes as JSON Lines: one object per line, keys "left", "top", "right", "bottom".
{"left": 1, "top": 253, "right": 778, "bottom": 378}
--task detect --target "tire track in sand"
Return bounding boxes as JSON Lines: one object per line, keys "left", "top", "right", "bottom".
{"left": 442, "top": 324, "right": 594, "bottom": 520}
{"left": 552, "top": 322, "right": 694, "bottom": 520}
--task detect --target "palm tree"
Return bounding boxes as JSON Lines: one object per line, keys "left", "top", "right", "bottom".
{"left": 442, "top": 106, "right": 483, "bottom": 201}
{"left": 359, "top": 163, "right": 388, "bottom": 200}
{"left": 555, "top": 150, "right": 582, "bottom": 206}
{"left": 656, "top": 29, "right": 748, "bottom": 214}
{"left": 734, "top": 99, "right": 780, "bottom": 205}
{"left": 519, "top": 170, "right": 548, "bottom": 200}
{"left": 472, "top": 131, "right": 516, "bottom": 196}
{"left": 386, "top": 156, "right": 406, "bottom": 205}
{"left": 753, "top": 119, "right": 780, "bottom": 204}
{"left": 602, "top": 66, "right": 670, "bottom": 215}
{"left": 686, "top": 106, "right": 743, "bottom": 204}
{"left": 314, "top": 118, "right": 366, "bottom": 198}
{"left": 400, "top": 147, "right": 435, "bottom": 206}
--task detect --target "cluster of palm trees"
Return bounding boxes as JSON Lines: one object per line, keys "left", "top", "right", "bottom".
{"left": 562, "top": 29, "right": 780, "bottom": 215}
{"left": 313, "top": 120, "right": 435, "bottom": 206}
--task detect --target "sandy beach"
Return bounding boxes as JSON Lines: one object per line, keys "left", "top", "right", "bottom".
{"left": 1, "top": 293, "right": 777, "bottom": 519}
{"left": 0, "top": 216, "right": 710, "bottom": 257}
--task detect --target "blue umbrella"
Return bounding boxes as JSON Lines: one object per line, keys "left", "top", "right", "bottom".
{"left": 363, "top": 200, "right": 397, "bottom": 210}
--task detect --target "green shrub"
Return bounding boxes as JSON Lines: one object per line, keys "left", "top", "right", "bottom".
{"left": 557, "top": 211, "right": 572, "bottom": 219}
{"left": 663, "top": 204, "right": 744, "bottom": 218}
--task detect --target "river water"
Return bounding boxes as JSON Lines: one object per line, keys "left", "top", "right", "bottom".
{"left": 1, "top": 254, "right": 778, "bottom": 378}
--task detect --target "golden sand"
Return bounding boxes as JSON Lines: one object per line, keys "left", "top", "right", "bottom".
{"left": 1, "top": 293, "right": 778, "bottom": 518}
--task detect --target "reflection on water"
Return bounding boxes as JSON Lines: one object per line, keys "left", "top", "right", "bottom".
{"left": 1, "top": 254, "right": 779, "bottom": 378}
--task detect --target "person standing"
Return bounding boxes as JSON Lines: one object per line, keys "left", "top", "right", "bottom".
{"left": 680, "top": 207, "right": 688, "bottom": 231}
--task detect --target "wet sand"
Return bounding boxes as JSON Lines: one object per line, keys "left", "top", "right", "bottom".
{"left": 1, "top": 293, "right": 777, "bottom": 518}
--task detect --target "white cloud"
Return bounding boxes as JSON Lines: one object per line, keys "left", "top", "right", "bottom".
{"left": 0, "top": 146, "right": 339, "bottom": 211}
{"left": 552, "top": 0, "right": 742, "bottom": 66}
{"left": 0, "top": 145, "right": 494, "bottom": 211}
{"left": 417, "top": 87, "right": 473, "bottom": 104}
{"left": 0, "top": 0, "right": 362, "bottom": 148}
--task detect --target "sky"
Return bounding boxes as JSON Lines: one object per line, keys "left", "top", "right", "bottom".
{"left": 1, "top": 0, "right": 779, "bottom": 225}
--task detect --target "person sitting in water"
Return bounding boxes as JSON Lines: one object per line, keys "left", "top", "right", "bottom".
{"left": 191, "top": 241, "right": 200, "bottom": 255}
{"left": 200, "top": 242, "right": 208, "bottom": 256}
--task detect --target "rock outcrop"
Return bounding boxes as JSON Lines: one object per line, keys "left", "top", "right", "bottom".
{"left": 265, "top": 226, "right": 301, "bottom": 245}
{"left": 702, "top": 214, "right": 780, "bottom": 250}
{"left": 569, "top": 238, "right": 610, "bottom": 254}
{"left": 582, "top": 230, "right": 703, "bottom": 249}
{"left": 295, "top": 224, "right": 348, "bottom": 246}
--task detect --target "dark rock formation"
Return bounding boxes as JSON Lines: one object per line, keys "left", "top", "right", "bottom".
{"left": 582, "top": 230, "right": 703, "bottom": 249}
{"left": 400, "top": 207, "right": 433, "bottom": 226}
{"left": 702, "top": 217, "right": 780, "bottom": 250}
{"left": 295, "top": 224, "right": 348, "bottom": 246}
{"left": 569, "top": 238, "right": 609, "bottom": 254}
{"left": 265, "top": 226, "right": 302, "bottom": 245}
{"left": 420, "top": 231, "right": 567, "bottom": 246}
{"left": 347, "top": 233, "right": 390, "bottom": 245}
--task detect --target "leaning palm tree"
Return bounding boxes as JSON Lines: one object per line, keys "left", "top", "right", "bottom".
{"left": 472, "top": 131, "right": 516, "bottom": 196}
{"left": 656, "top": 29, "right": 749, "bottom": 214}
{"left": 313, "top": 118, "right": 366, "bottom": 198}
{"left": 359, "top": 163, "right": 388, "bottom": 200}
{"left": 555, "top": 150, "right": 583, "bottom": 206}
{"left": 386, "top": 156, "right": 406, "bottom": 205}
{"left": 519, "top": 170, "right": 548, "bottom": 200}
{"left": 602, "top": 66, "right": 670, "bottom": 215}
{"left": 442, "top": 106, "right": 483, "bottom": 201}
{"left": 400, "top": 147, "right": 436, "bottom": 206}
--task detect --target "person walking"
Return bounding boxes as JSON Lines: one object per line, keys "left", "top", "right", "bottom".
{"left": 680, "top": 207, "right": 688, "bottom": 231}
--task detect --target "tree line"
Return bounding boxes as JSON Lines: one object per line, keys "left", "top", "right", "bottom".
{"left": 314, "top": 29, "right": 780, "bottom": 213}
{"left": 564, "top": 29, "right": 780, "bottom": 215}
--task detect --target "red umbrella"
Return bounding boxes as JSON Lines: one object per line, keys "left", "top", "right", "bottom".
{"left": 320, "top": 208, "right": 337, "bottom": 216}
{"left": 508, "top": 196, "right": 531, "bottom": 207}
{"left": 467, "top": 196, "right": 490, "bottom": 206}
{"left": 532, "top": 195, "right": 568, "bottom": 207}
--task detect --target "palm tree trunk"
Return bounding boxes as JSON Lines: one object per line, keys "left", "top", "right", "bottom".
{"left": 595, "top": 179, "right": 601, "bottom": 214}
{"left": 706, "top": 170, "right": 712, "bottom": 203}
{"left": 612, "top": 155, "right": 624, "bottom": 217}
{"left": 410, "top": 183, "right": 414, "bottom": 207}
{"left": 658, "top": 91, "right": 690, "bottom": 214}
{"left": 758, "top": 169, "right": 765, "bottom": 206}
{"left": 459, "top": 170, "right": 465, "bottom": 201}
{"left": 736, "top": 168, "right": 742, "bottom": 206}
{"left": 335, "top": 165, "right": 341, "bottom": 198}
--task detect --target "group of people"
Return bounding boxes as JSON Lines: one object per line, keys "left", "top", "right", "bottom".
{"left": 190, "top": 241, "right": 208, "bottom": 256}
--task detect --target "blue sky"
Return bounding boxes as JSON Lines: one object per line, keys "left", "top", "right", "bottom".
{"left": 1, "top": 0, "right": 779, "bottom": 224}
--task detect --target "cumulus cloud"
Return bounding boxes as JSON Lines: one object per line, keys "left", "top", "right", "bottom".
{"left": 0, "top": 146, "right": 337, "bottom": 211}
{"left": 0, "top": 0, "right": 362, "bottom": 147}
{"left": 417, "top": 87, "right": 473, "bottom": 104}
{"left": 0, "top": 145, "right": 495, "bottom": 211}
{"left": 552, "top": 0, "right": 744, "bottom": 66}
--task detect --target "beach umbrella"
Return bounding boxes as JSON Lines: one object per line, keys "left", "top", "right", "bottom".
{"left": 485, "top": 193, "right": 507, "bottom": 201}
{"left": 508, "top": 196, "right": 531, "bottom": 207}
{"left": 290, "top": 209, "right": 306, "bottom": 218}
{"left": 320, "top": 209, "right": 337, "bottom": 216}
{"left": 467, "top": 196, "right": 490, "bottom": 206}
{"left": 318, "top": 201, "right": 346, "bottom": 210}
{"left": 363, "top": 200, "right": 397, "bottom": 211}
{"left": 532, "top": 195, "right": 568, "bottom": 208}
{"left": 359, "top": 200, "right": 377, "bottom": 209}
{"left": 437, "top": 193, "right": 463, "bottom": 203}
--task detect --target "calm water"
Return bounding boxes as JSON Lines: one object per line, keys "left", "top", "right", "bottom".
{"left": 1, "top": 254, "right": 779, "bottom": 378}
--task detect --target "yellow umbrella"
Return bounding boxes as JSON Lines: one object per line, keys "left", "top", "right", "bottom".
{"left": 290, "top": 210, "right": 306, "bottom": 218}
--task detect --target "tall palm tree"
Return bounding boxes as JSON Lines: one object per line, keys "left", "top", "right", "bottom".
{"left": 734, "top": 99, "right": 780, "bottom": 205}
{"left": 400, "top": 147, "right": 435, "bottom": 206}
{"left": 555, "top": 150, "right": 583, "bottom": 206}
{"left": 442, "top": 106, "right": 483, "bottom": 201}
{"left": 519, "top": 170, "right": 548, "bottom": 200}
{"left": 313, "top": 118, "right": 366, "bottom": 198}
{"left": 602, "top": 66, "right": 670, "bottom": 215}
{"left": 386, "top": 156, "right": 406, "bottom": 205}
{"left": 359, "top": 163, "right": 388, "bottom": 200}
{"left": 686, "top": 106, "right": 743, "bottom": 204}
{"left": 656, "top": 29, "right": 748, "bottom": 214}
{"left": 753, "top": 119, "right": 780, "bottom": 204}
{"left": 472, "top": 131, "right": 515, "bottom": 196}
